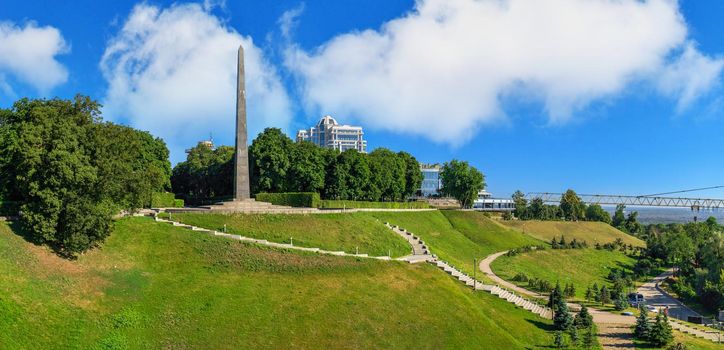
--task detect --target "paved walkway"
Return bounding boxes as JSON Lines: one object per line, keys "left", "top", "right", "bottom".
{"left": 480, "top": 250, "right": 636, "bottom": 349}
{"left": 636, "top": 269, "right": 721, "bottom": 342}
{"left": 481, "top": 250, "right": 723, "bottom": 346}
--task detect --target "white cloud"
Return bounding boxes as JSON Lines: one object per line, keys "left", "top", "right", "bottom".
{"left": 0, "top": 21, "right": 69, "bottom": 94}
{"left": 286, "top": 0, "right": 723, "bottom": 144}
{"left": 657, "top": 43, "right": 724, "bottom": 111}
{"left": 101, "top": 3, "right": 292, "bottom": 162}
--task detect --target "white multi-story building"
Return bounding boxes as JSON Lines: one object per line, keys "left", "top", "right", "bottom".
{"left": 296, "top": 115, "right": 367, "bottom": 153}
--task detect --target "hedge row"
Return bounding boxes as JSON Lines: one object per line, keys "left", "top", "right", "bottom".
{"left": 255, "top": 192, "right": 321, "bottom": 208}
{"left": 151, "top": 192, "right": 184, "bottom": 208}
{"left": 319, "top": 200, "right": 431, "bottom": 209}
{"left": 0, "top": 201, "right": 19, "bottom": 216}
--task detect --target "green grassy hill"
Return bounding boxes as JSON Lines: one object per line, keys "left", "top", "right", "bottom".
{"left": 500, "top": 220, "right": 644, "bottom": 247}
{"left": 361, "top": 211, "right": 544, "bottom": 275}
{"left": 173, "top": 213, "right": 411, "bottom": 257}
{"left": 491, "top": 248, "right": 637, "bottom": 299}
{"left": 0, "top": 217, "right": 555, "bottom": 349}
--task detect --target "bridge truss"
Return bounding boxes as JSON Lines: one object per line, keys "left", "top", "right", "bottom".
{"left": 526, "top": 192, "right": 724, "bottom": 210}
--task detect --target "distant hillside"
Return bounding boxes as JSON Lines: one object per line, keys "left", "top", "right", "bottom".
{"left": 500, "top": 220, "right": 644, "bottom": 247}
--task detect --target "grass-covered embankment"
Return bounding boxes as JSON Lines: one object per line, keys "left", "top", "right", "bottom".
{"left": 500, "top": 220, "right": 644, "bottom": 247}
{"left": 172, "top": 213, "right": 411, "bottom": 257}
{"left": 491, "top": 248, "right": 637, "bottom": 299}
{"left": 0, "top": 217, "right": 555, "bottom": 349}
{"left": 363, "top": 211, "right": 544, "bottom": 275}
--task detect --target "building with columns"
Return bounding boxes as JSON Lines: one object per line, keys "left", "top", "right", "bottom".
{"left": 296, "top": 115, "right": 367, "bottom": 153}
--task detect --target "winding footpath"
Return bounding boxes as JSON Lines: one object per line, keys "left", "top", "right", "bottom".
{"left": 480, "top": 250, "right": 637, "bottom": 349}
{"left": 636, "top": 270, "right": 721, "bottom": 342}
{"left": 480, "top": 250, "right": 723, "bottom": 347}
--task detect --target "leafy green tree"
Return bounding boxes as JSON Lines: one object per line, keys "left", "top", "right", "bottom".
{"left": 512, "top": 190, "right": 528, "bottom": 219}
{"left": 171, "top": 144, "right": 233, "bottom": 203}
{"left": 439, "top": 160, "right": 485, "bottom": 208}
{"left": 398, "top": 151, "right": 423, "bottom": 198}
{"left": 324, "top": 149, "right": 372, "bottom": 200}
{"left": 529, "top": 197, "right": 545, "bottom": 220}
{"left": 625, "top": 211, "right": 643, "bottom": 234}
{"left": 648, "top": 313, "right": 673, "bottom": 347}
{"left": 634, "top": 304, "right": 650, "bottom": 340}
{"left": 585, "top": 204, "right": 611, "bottom": 224}
{"left": 249, "top": 128, "right": 293, "bottom": 194}
{"left": 612, "top": 204, "right": 626, "bottom": 228}
{"left": 369, "top": 148, "right": 406, "bottom": 201}
{"left": 288, "top": 141, "right": 326, "bottom": 193}
{"left": 0, "top": 96, "right": 170, "bottom": 256}
{"left": 560, "top": 189, "right": 585, "bottom": 221}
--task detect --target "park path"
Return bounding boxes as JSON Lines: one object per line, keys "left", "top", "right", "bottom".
{"left": 636, "top": 269, "right": 721, "bottom": 342}
{"left": 481, "top": 251, "right": 723, "bottom": 346}
{"left": 480, "top": 250, "right": 637, "bottom": 349}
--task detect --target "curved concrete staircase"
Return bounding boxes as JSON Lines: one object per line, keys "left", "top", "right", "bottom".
{"left": 385, "top": 223, "right": 553, "bottom": 320}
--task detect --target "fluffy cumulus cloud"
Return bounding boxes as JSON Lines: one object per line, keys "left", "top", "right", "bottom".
{"left": 101, "top": 3, "right": 291, "bottom": 162}
{"left": 286, "top": 0, "right": 724, "bottom": 144}
{"left": 0, "top": 21, "right": 69, "bottom": 95}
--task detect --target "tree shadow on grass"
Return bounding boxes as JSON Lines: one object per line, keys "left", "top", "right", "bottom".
{"left": 7, "top": 220, "right": 77, "bottom": 260}
{"left": 526, "top": 318, "right": 556, "bottom": 332}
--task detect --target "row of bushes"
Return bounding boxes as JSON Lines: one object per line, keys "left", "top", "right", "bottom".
{"left": 255, "top": 192, "right": 322, "bottom": 208}
{"left": 252, "top": 193, "right": 432, "bottom": 209}
{"left": 319, "top": 200, "right": 431, "bottom": 209}
{"left": 150, "top": 192, "right": 184, "bottom": 208}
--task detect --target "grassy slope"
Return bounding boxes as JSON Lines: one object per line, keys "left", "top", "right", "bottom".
{"left": 0, "top": 218, "right": 555, "bottom": 349}
{"left": 173, "top": 213, "right": 410, "bottom": 257}
{"left": 362, "top": 211, "right": 544, "bottom": 275}
{"left": 500, "top": 220, "right": 644, "bottom": 247}
{"left": 491, "top": 248, "right": 636, "bottom": 299}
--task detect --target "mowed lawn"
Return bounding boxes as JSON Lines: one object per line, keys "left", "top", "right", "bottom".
{"left": 363, "top": 211, "right": 544, "bottom": 275}
{"left": 500, "top": 220, "right": 644, "bottom": 247}
{"left": 491, "top": 248, "right": 636, "bottom": 299}
{"left": 0, "top": 217, "right": 555, "bottom": 349}
{"left": 173, "top": 213, "right": 411, "bottom": 257}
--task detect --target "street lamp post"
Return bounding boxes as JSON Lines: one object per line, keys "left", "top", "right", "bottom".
{"left": 473, "top": 258, "right": 477, "bottom": 291}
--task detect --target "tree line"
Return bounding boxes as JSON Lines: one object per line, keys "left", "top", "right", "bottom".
{"left": 0, "top": 96, "right": 171, "bottom": 256}
{"left": 172, "top": 127, "right": 487, "bottom": 207}
{"left": 639, "top": 217, "right": 723, "bottom": 313}
{"left": 509, "top": 189, "right": 643, "bottom": 233}
{"left": 172, "top": 128, "right": 425, "bottom": 204}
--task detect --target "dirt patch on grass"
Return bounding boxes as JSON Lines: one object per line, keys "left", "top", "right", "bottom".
{"left": 21, "top": 240, "right": 109, "bottom": 310}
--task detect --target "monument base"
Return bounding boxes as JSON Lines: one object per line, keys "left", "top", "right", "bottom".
{"left": 166, "top": 198, "right": 319, "bottom": 214}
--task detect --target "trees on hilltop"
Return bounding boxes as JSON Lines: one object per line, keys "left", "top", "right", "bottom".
{"left": 0, "top": 96, "right": 171, "bottom": 256}
{"left": 172, "top": 128, "right": 424, "bottom": 203}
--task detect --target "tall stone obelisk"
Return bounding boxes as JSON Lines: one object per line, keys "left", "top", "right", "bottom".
{"left": 233, "top": 45, "right": 251, "bottom": 200}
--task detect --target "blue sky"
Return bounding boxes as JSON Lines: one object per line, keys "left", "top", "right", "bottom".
{"left": 1, "top": 0, "right": 723, "bottom": 199}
